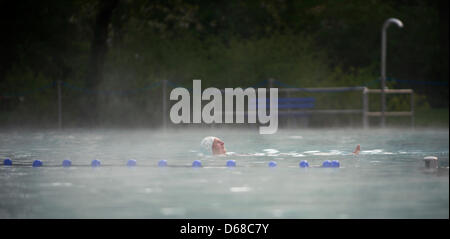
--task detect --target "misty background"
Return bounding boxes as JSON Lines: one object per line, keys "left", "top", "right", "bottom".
{"left": 0, "top": 0, "right": 448, "bottom": 128}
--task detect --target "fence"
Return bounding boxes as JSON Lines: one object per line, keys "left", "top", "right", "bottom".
{"left": 363, "top": 88, "right": 414, "bottom": 127}
{"left": 1, "top": 78, "right": 415, "bottom": 128}
{"left": 160, "top": 78, "right": 414, "bottom": 128}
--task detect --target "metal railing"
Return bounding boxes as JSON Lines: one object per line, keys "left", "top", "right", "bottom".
{"left": 363, "top": 88, "right": 414, "bottom": 128}
{"left": 1, "top": 78, "right": 414, "bottom": 129}
{"left": 161, "top": 79, "right": 414, "bottom": 128}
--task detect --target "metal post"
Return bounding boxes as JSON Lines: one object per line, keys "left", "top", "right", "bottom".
{"left": 268, "top": 78, "right": 274, "bottom": 89}
{"left": 381, "top": 18, "right": 403, "bottom": 128}
{"left": 57, "top": 80, "right": 62, "bottom": 129}
{"left": 162, "top": 80, "right": 167, "bottom": 129}
{"left": 363, "top": 87, "right": 369, "bottom": 129}
{"left": 410, "top": 91, "right": 414, "bottom": 128}
{"left": 286, "top": 90, "right": 291, "bottom": 127}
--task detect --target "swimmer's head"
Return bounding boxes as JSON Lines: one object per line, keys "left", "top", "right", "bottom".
{"left": 353, "top": 144, "right": 361, "bottom": 155}
{"left": 212, "top": 137, "right": 226, "bottom": 155}
{"left": 200, "top": 136, "right": 226, "bottom": 155}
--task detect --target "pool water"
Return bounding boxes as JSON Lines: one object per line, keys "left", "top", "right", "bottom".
{"left": 0, "top": 128, "right": 448, "bottom": 218}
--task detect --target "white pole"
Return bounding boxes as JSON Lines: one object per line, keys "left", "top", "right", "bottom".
{"left": 268, "top": 78, "right": 274, "bottom": 89}
{"left": 410, "top": 91, "right": 414, "bottom": 128}
{"left": 162, "top": 80, "right": 167, "bottom": 129}
{"left": 381, "top": 18, "right": 403, "bottom": 128}
{"left": 58, "top": 80, "right": 62, "bottom": 129}
{"left": 363, "top": 87, "right": 369, "bottom": 129}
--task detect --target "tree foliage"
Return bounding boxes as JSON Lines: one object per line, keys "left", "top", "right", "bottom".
{"left": 0, "top": 0, "right": 447, "bottom": 126}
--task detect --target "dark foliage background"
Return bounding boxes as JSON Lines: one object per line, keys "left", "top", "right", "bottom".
{"left": 0, "top": 0, "right": 447, "bottom": 127}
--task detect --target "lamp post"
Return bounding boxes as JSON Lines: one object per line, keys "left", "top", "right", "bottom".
{"left": 381, "top": 18, "right": 403, "bottom": 128}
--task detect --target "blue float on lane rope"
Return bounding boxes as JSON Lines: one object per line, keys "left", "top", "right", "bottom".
{"left": 226, "top": 160, "right": 236, "bottom": 167}
{"left": 62, "top": 159, "right": 72, "bottom": 167}
{"left": 4, "top": 158, "right": 12, "bottom": 166}
{"left": 192, "top": 160, "right": 202, "bottom": 167}
{"left": 268, "top": 161, "right": 277, "bottom": 167}
{"left": 127, "top": 159, "right": 137, "bottom": 167}
{"left": 91, "top": 159, "right": 101, "bottom": 167}
{"left": 331, "top": 160, "right": 340, "bottom": 168}
{"left": 158, "top": 160, "right": 168, "bottom": 167}
{"left": 322, "top": 160, "right": 332, "bottom": 168}
{"left": 32, "top": 160, "right": 43, "bottom": 167}
{"left": 299, "top": 160, "right": 309, "bottom": 168}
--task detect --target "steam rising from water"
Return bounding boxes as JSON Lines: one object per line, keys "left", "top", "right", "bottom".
{"left": 0, "top": 128, "right": 448, "bottom": 218}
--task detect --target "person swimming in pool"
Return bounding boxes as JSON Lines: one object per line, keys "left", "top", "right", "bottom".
{"left": 201, "top": 136, "right": 227, "bottom": 155}
{"left": 353, "top": 144, "right": 361, "bottom": 155}
{"left": 201, "top": 136, "right": 361, "bottom": 156}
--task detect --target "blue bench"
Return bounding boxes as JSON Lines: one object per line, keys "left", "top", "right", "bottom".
{"left": 252, "top": 97, "right": 316, "bottom": 117}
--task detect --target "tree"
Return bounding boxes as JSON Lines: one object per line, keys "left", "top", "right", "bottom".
{"left": 85, "top": 0, "right": 119, "bottom": 123}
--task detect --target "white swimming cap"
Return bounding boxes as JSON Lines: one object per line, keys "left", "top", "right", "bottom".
{"left": 200, "top": 136, "right": 216, "bottom": 154}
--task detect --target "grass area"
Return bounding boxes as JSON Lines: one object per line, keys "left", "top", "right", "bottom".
{"left": 414, "top": 108, "right": 449, "bottom": 128}
{"left": 384, "top": 108, "right": 449, "bottom": 128}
